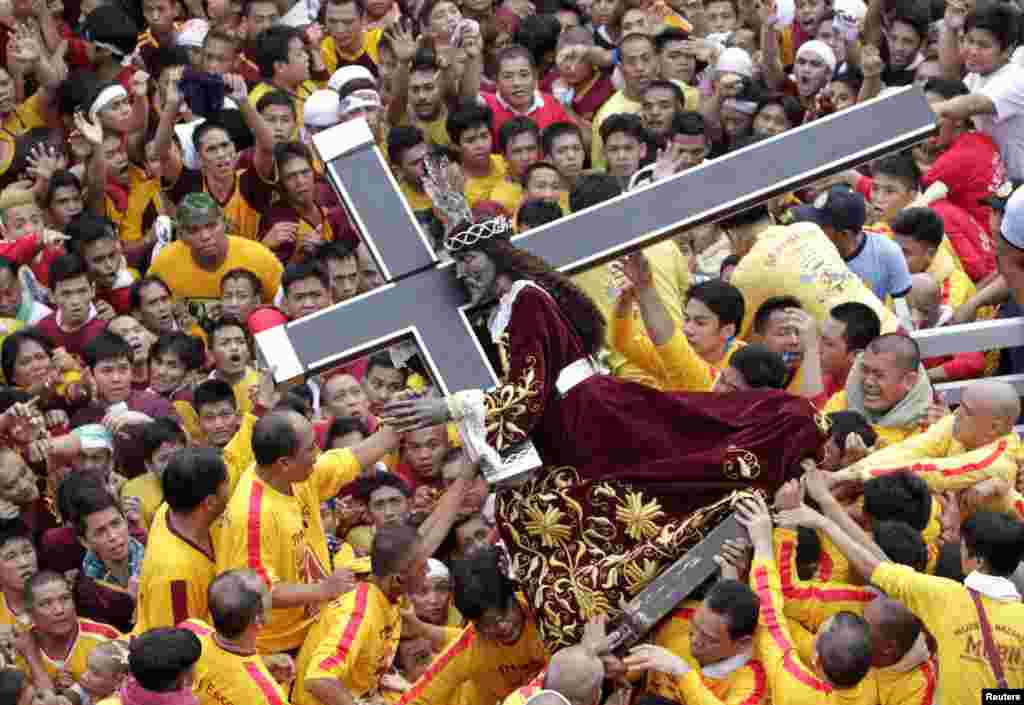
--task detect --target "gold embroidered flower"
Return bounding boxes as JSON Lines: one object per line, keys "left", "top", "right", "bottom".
{"left": 624, "top": 558, "right": 662, "bottom": 595}
{"left": 571, "top": 582, "right": 611, "bottom": 620}
{"left": 522, "top": 504, "right": 572, "bottom": 547}
{"left": 616, "top": 492, "right": 665, "bottom": 541}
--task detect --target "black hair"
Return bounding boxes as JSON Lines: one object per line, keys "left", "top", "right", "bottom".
{"left": 451, "top": 545, "right": 517, "bottom": 620}
{"left": 325, "top": 416, "right": 369, "bottom": 448}
{"left": 73, "top": 484, "right": 122, "bottom": 539}
{"left": 372, "top": 524, "right": 418, "bottom": 577}
{"left": 1, "top": 330, "right": 53, "bottom": 384}
{"left": 670, "top": 111, "right": 706, "bottom": 139}
{"left": 446, "top": 102, "right": 494, "bottom": 148}
{"left": 0, "top": 669, "right": 27, "bottom": 704}
{"left": 253, "top": 25, "right": 304, "bottom": 79}
{"left": 599, "top": 112, "right": 647, "bottom": 144}
{"left": 541, "top": 121, "right": 584, "bottom": 159}
{"left": 256, "top": 89, "right": 297, "bottom": 116}
{"left": 0, "top": 256, "right": 14, "bottom": 278}
{"left": 753, "top": 295, "right": 802, "bottom": 334}
{"left": 754, "top": 93, "right": 805, "bottom": 129}
{"left": 687, "top": 280, "right": 744, "bottom": 331}
{"left": 0, "top": 518, "right": 33, "bottom": 553}
{"left": 163, "top": 447, "right": 228, "bottom": 513}
{"left": 864, "top": 471, "right": 932, "bottom": 531}
{"left": 643, "top": 79, "right": 685, "bottom": 106}
{"left": 48, "top": 253, "right": 91, "bottom": 292}
{"left": 83, "top": 331, "right": 133, "bottom": 370}
{"left": 352, "top": 470, "right": 413, "bottom": 502}
{"left": 44, "top": 170, "right": 83, "bottom": 209}
{"left": 221, "top": 267, "right": 265, "bottom": 298}
{"left": 208, "top": 570, "right": 264, "bottom": 639}
{"left": 569, "top": 173, "right": 622, "bottom": 212}
{"left": 192, "top": 119, "right": 233, "bottom": 154}
{"left": 890, "top": 207, "right": 944, "bottom": 248}
{"left": 252, "top": 410, "right": 301, "bottom": 466}
{"left": 965, "top": 0, "right": 1022, "bottom": 52}
{"left": 873, "top": 152, "right": 920, "bottom": 192}
{"left": 872, "top": 520, "right": 928, "bottom": 572}
{"left": 129, "top": 276, "right": 172, "bottom": 312}
{"left": 889, "top": 1, "right": 931, "bottom": 41}
{"left": 192, "top": 379, "right": 238, "bottom": 414}
{"left": 518, "top": 199, "right": 563, "bottom": 230}
{"left": 730, "top": 344, "right": 788, "bottom": 389}
{"left": 316, "top": 241, "right": 358, "bottom": 265}
{"left": 718, "top": 203, "right": 772, "bottom": 230}
{"left": 149, "top": 332, "right": 205, "bottom": 371}
{"left": 962, "top": 510, "right": 1024, "bottom": 576}
{"left": 514, "top": 14, "right": 562, "bottom": 66}
{"left": 141, "top": 418, "right": 186, "bottom": 462}
{"left": 495, "top": 45, "right": 536, "bottom": 73}
{"left": 720, "top": 254, "right": 739, "bottom": 276}
{"left": 705, "top": 579, "right": 759, "bottom": 639}
{"left": 25, "top": 570, "right": 68, "bottom": 610}
{"left": 826, "top": 410, "right": 878, "bottom": 449}
{"left": 129, "top": 628, "right": 202, "bottom": 692}
{"left": 922, "top": 77, "right": 969, "bottom": 100}
{"left": 829, "top": 302, "right": 881, "bottom": 351}
{"left": 817, "top": 612, "right": 873, "bottom": 688}
{"left": 66, "top": 212, "right": 119, "bottom": 257}
{"left": 654, "top": 26, "right": 691, "bottom": 51}
{"left": 387, "top": 125, "right": 426, "bottom": 166}
{"left": 282, "top": 261, "right": 330, "bottom": 297}
{"left": 499, "top": 116, "right": 541, "bottom": 154}
{"left": 366, "top": 350, "right": 402, "bottom": 377}
{"left": 207, "top": 315, "right": 251, "bottom": 352}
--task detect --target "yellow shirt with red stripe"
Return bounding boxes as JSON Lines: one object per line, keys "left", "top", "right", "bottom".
{"left": 847, "top": 415, "right": 1019, "bottom": 515}
{"left": 106, "top": 166, "right": 162, "bottom": 244}
{"left": 823, "top": 391, "right": 928, "bottom": 448}
{"left": 179, "top": 619, "right": 288, "bottom": 705}
{"left": 749, "top": 558, "right": 875, "bottom": 705}
{"left": 133, "top": 503, "right": 217, "bottom": 634}
{"left": 119, "top": 472, "right": 163, "bottom": 532}
{"left": 871, "top": 561, "right": 1024, "bottom": 699}
{"left": 215, "top": 448, "right": 363, "bottom": 653}
{"left": 223, "top": 412, "right": 258, "bottom": 495}
{"left": 398, "top": 598, "right": 549, "bottom": 705}
{"left": 500, "top": 670, "right": 546, "bottom": 705}
{"left": 16, "top": 619, "right": 121, "bottom": 682}
{"left": 293, "top": 582, "right": 401, "bottom": 705}
{"left": 612, "top": 315, "right": 745, "bottom": 392}
{"left": 650, "top": 602, "right": 769, "bottom": 705}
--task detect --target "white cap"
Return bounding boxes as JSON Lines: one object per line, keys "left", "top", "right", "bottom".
{"left": 176, "top": 19, "right": 210, "bottom": 48}
{"left": 834, "top": 0, "right": 867, "bottom": 22}
{"left": 425, "top": 558, "right": 450, "bottom": 580}
{"left": 797, "top": 39, "right": 838, "bottom": 73}
{"left": 304, "top": 89, "right": 342, "bottom": 127}
{"left": 328, "top": 65, "right": 376, "bottom": 93}
{"left": 716, "top": 47, "right": 753, "bottom": 78}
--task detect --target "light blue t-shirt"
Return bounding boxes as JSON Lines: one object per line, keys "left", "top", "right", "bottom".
{"left": 845, "top": 232, "right": 913, "bottom": 301}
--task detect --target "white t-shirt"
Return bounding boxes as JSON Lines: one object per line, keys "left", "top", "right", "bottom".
{"left": 965, "top": 62, "right": 1024, "bottom": 180}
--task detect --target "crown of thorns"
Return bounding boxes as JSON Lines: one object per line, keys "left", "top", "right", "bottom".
{"left": 443, "top": 215, "right": 514, "bottom": 252}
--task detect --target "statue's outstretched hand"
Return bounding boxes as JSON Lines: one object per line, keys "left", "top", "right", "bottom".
{"left": 379, "top": 396, "right": 450, "bottom": 433}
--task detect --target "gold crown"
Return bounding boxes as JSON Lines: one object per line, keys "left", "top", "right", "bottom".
{"left": 443, "top": 215, "right": 514, "bottom": 253}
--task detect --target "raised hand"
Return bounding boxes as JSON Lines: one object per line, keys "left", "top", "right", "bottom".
{"left": 774, "top": 504, "right": 826, "bottom": 530}
{"left": 773, "top": 478, "right": 804, "bottom": 511}
{"left": 619, "top": 251, "right": 653, "bottom": 290}
{"left": 131, "top": 70, "right": 150, "bottom": 99}
{"left": 262, "top": 221, "right": 298, "bottom": 250}
{"left": 714, "top": 537, "right": 752, "bottom": 581}
{"left": 322, "top": 567, "right": 355, "bottom": 600}
{"left": 379, "top": 395, "right": 450, "bottom": 433}
{"left": 384, "top": 20, "right": 416, "bottom": 63}
{"left": 580, "top": 614, "right": 609, "bottom": 657}
{"left": 860, "top": 44, "right": 883, "bottom": 80}
{"left": 73, "top": 111, "right": 103, "bottom": 146}
{"left": 623, "top": 644, "right": 691, "bottom": 677}
{"left": 95, "top": 299, "right": 116, "bottom": 322}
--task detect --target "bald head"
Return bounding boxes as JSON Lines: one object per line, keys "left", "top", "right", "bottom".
{"left": 208, "top": 569, "right": 268, "bottom": 639}
{"left": 525, "top": 692, "right": 573, "bottom": 705}
{"left": 866, "top": 333, "right": 920, "bottom": 373}
{"left": 864, "top": 597, "right": 921, "bottom": 660}
{"left": 816, "top": 612, "right": 872, "bottom": 688}
{"left": 545, "top": 646, "right": 604, "bottom": 705}
{"left": 964, "top": 380, "right": 1022, "bottom": 423}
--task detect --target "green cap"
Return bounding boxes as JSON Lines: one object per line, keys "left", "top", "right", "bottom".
{"left": 177, "top": 192, "right": 222, "bottom": 228}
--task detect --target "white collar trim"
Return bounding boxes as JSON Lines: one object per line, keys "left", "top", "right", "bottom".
{"left": 965, "top": 570, "right": 1022, "bottom": 602}
{"left": 701, "top": 645, "right": 753, "bottom": 679}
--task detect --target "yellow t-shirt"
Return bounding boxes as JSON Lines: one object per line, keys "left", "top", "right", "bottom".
{"left": 106, "top": 166, "right": 162, "bottom": 243}
{"left": 148, "top": 236, "right": 283, "bottom": 328}
{"left": 215, "top": 449, "right": 362, "bottom": 653}
{"left": 133, "top": 504, "right": 217, "bottom": 634}
{"left": 321, "top": 29, "right": 383, "bottom": 75}
{"left": 180, "top": 619, "right": 289, "bottom": 705}
{"left": 120, "top": 472, "right": 163, "bottom": 532}
{"left": 399, "top": 598, "right": 549, "bottom": 705}
{"left": 591, "top": 90, "right": 641, "bottom": 172}
{"left": 400, "top": 182, "right": 434, "bottom": 212}
{"left": 464, "top": 156, "right": 507, "bottom": 206}
{"left": 822, "top": 391, "right": 925, "bottom": 448}
{"left": 17, "top": 619, "right": 121, "bottom": 682}
{"left": 731, "top": 222, "right": 900, "bottom": 340}
{"left": 249, "top": 80, "right": 321, "bottom": 126}
{"left": 0, "top": 593, "right": 29, "bottom": 631}
{"left": 293, "top": 582, "right": 402, "bottom": 705}
{"left": 2, "top": 93, "right": 45, "bottom": 136}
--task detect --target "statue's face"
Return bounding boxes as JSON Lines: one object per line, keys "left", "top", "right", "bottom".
{"left": 454, "top": 249, "right": 498, "bottom": 305}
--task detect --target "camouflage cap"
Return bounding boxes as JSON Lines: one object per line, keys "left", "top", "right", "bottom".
{"left": 177, "top": 192, "right": 222, "bottom": 228}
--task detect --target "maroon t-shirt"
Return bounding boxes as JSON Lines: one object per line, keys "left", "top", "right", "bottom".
{"left": 34, "top": 316, "right": 108, "bottom": 357}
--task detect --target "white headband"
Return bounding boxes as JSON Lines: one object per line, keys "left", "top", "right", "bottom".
{"left": 425, "top": 558, "right": 450, "bottom": 580}
{"left": 90, "top": 84, "right": 129, "bottom": 122}
{"left": 338, "top": 89, "right": 382, "bottom": 117}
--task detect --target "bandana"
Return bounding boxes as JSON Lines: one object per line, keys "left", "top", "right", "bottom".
{"left": 73, "top": 424, "right": 114, "bottom": 451}
{"left": 797, "top": 40, "right": 838, "bottom": 73}
{"left": 304, "top": 89, "right": 342, "bottom": 127}
{"left": 425, "top": 558, "right": 450, "bottom": 580}
{"left": 90, "top": 85, "right": 129, "bottom": 123}
{"left": 120, "top": 678, "right": 199, "bottom": 705}
{"left": 177, "top": 192, "right": 221, "bottom": 228}
{"left": 328, "top": 65, "right": 376, "bottom": 93}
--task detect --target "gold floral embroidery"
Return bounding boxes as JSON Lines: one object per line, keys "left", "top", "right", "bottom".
{"left": 497, "top": 468, "right": 742, "bottom": 651}
{"left": 722, "top": 446, "right": 761, "bottom": 481}
{"left": 616, "top": 492, "right": 665, "bottom": 541}
{"left": 484, "top": 355, "right": 541, "bottom": 450}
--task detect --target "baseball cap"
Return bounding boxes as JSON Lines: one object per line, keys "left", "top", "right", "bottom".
{"left": 1001, "top": 183, "right": 1024, "bottom": 248}
{"left": 792, "top": 185, "right": 867, "bottom": 233}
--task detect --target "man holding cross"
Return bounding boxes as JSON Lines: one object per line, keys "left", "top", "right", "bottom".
{"left": 382, "top": 214, "right": 829, "bottom": 650}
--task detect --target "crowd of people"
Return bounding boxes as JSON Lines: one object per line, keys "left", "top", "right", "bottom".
{"left": 0, "top": 0, "right": 1020, "bottom": 700}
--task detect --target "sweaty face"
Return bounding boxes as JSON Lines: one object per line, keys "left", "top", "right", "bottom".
{"left": 659, "top": 39, "right": 696, "bottom": 84}
{"left": 409, "top": 575, "right": 451, "bottom": 625}
{"left": 11, "top": 340, "right": 51, "bottom": 389}
{"left": 368, "top": 485, "right": 409, "bottom": 527}
{"left": 262, "top": 104, "right": 297, "bottom": 144}
{"left": 211, "top": 324, "right": 251, "bottom": 378}
{"left": 794, "top": 53, "right": 831, "bottom": 98}
{"left": 760, "top": 310, "right": 802, "bottom": 370}
{"left": 704, "top": 0, "right": 738, "bottom": 34}
{"left": 325, "top": 0, "right": 365, "bottom": 52}
{"left": 281, "top": 155, "right": 315, "bottom": 204}
{"left": 3, "top": 203, "right": 45, "bottom": 239}
{"left": 137, "top": 282, "right": 175, "bottom": 334}
{"left": 30, "top": 579, "right": 76, "bottom": 637}
{"left": 150, "top": 351, "right": 189, "bottom": 394}
{"left": 818, "top": 317, "right": 851, "bottom": 378}
{"left": 0, "top": 451, "right": 39, "bottom": 505}
{"left": 795, "top": 0, "right": 826, "bottom": 34}
{"left": 753, "top": 103, "right": 792, "bottom": 137}
{"left": 870, "top": 173, "right": 916, "bottom": 224}
{"left": 197, "top": 127, "right": 237, "bottom": 181}
{"left": 859, "top": 348, "right": 915, "bottom": 413}
{"left": 49, "top": 185, "right": 84, "bottom": 228}
{"left": 886, "top": 21, "right": 922, "bottom": 70}
{"left": 324, "top": 374, "right": 370, "bottom": 420}
{"left": 403, "top": 425, "right": 448, "bottom": 479}
{"left": 504, "top": 132, "right": 540, "bottom": 181}
{"left": 326, "top": 256, "right": 360, "bottom": 302}
{"left": 642, "top": 86, "right": 679, "bottom": 138}
{"left": 221, "top": 276, "right": 260, "bottom": 322}
{"left": 619, "top": 37, "right": 656, "bottom": 96}
{"left": 547, "top": 134, "right": 584, "bottom": 181}
{"left": 682, "top": 297, "right": 727, "bottom": 359}
{"left": 245, "top": 1, "right": 279, "bottom": 40}
{"left": 284, "top": 276, "right": 331, "bottom": 319}
{"left": 203, "top": 38, "right": 237, "bottom": 75}
{"left": 892, "top": 233, "right": 935, "bottom": 274}
{"left": 408, "top": 70, "right": 442, "bottom": 122}
{"left": 458, "top": 125, "right": 493, "bottom": 167}
{"left": 690, "top": 603, "right": 740, "bottom": 667}
{"left": 604, "top": 132, "right": 645, "bottom": 178}
{"left": 525, "top": 167, "right": 562, "bottom": 204}
{"left": 455, "top": 249, "right": 498, "bottom": 306}
{"left": 962, "top": 27, "right": 1008, "bottom": 76}
{"left": 454, "top": 516, "right": 490, "bottom": 559}
{"left": 670, "top": 133, "right": 709, "bottom": 171}
{"left": 952, "top": 390, "right": 1003, "bottom": 451}
{"left": 83, "top": 507, "right": 130, "bottom": 565}
{"left": 497, "top": 56, "right": 536, "bottom": 110}
{"left": 0, "top": 537, "right": 36, "bottom": 592}
{"left": 93, "top": 356, "right": 133, "bottom": 404}
{"left": 82, "top": 236, "right": 122, "bottom": 290}
{"left": 364, "top": 366, "right": 406, "bottom": 413}
{"left": 198, "top": 399, "right": 239, "bottom": 447}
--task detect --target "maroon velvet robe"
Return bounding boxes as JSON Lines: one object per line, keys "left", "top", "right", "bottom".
{"left": 488, "top": 283, "right": 827, "bottom": 649}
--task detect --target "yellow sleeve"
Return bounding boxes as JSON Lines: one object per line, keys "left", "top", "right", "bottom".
{"left": 399, "top": 627, "right": 480, "bottom": 705}
{"left": 878, "top": 661, "right": 938, "bottom": 705}
{"left": 591, "top": 107, "right": 607, "bottom": 171}
{"left": 658, "top": 329, "right": 715, "bottom": 391}
{"left": 15, "top": 93, "right": 45, "bottom": 130}
{"left": 749, "top": 558, "right": 833, "bottom": 704}
{"left": 869, "top": 562, "right": 964, "bottom": 644}
{"left": 258, "top": 249, "right": 285, "bottom": 301}
{"left": 993, "top": 487, "right": 1024, "bottom": 519}
{"left": 647, "top": 240, "right": 688, "bottom": 323}
{"left": 780, "top": 579, "right": 875, "bottom": 632}
{"left": 309, "top": 448, "right": 363, "bottom": 502}
{"left": 222, "top": 413, "right": 257, "bottom": 495}
{"left": 172, "top": 400, "right": 202, "bottom": 444}
{"left": 610, "top": 313, "right": 669, "bottom": 381}
{"left": 850, "top": 416, "right": 956, "bottom": 479}
{"left": 823, "top": 391, "right": 847, "bottom": 414}
{"left": 305, "top": 599, "right": 373, "bottom": 693}
{"left": 675, "top": 665, "right": 766, "bottom": 705}
{"left": 858, "top": 431, "right": 1017, "bottom": 492}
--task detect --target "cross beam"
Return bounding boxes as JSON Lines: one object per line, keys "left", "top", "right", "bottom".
{"left": 257, "top": 86, "right": 936, "bottom": 398}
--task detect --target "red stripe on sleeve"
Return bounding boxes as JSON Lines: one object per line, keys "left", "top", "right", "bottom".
{"left": 178, "top": 620, "right": 213, "bottom": 636}
{"left": 778, "top": 537, "right": 798, "bottom": 591}
{"left": 918, "top": 658, "right": 937, "bottom": 705}
{"left": 869, "top": 440, "right": 1007, "bottom": 479}
{"left": 170, "top": 581, "right": 190, "bottom": 626}
{"left": 816, "top": 545, "right": 833, "bottom": 582}
{"left": 752, "top": 566, "right": 832, "bottom": 694}
{"left": 247, "top": 483, "right": 272, "bottom": 588}
{"left": 318, "top": 583, "right": 371, "bottom": 671}
{"left": 671, "top": 607, "right": 696, "bottom": 622}
{"left": 739, "top": 660, "right": 767, "bottom": 705}
{"left": 244, "top": 661, "right": 286, "bottom": 705}
{"left": 79, "top": 620, "right": 121, "bottom": 640}
{"left": 398, "top": 626, "right": 477, "bottom": 705}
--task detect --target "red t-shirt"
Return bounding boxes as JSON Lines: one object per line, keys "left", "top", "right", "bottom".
{"left": 921, "top": 131, "right": 1005, "bottom": 236}
{"left": 34, "top": 315, "right": 108, "bottom": 357}
{"left": 481, "top": 91, "right": 570, "bottom": 152}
